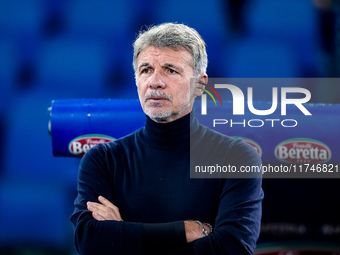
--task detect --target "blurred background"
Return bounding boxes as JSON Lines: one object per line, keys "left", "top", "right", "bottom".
{"left": 0, "top": 0, "right": 339, "bottom": 254}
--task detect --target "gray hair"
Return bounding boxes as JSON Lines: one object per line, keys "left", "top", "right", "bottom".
{"left": 132, "top": 23, "right": 208, "bottom": 77}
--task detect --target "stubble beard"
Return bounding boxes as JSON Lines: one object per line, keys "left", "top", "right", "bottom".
{"left": 144, "top": 99, "right": 193, "bottom": 123}
{"left": 143, "top": 90, "right": 194, "bottom": 122}
{"left": 143, "top": 91, "right": 173, "bottom": 122}
{"left": 145, "top": 106, "right": 172, "bottom": 121}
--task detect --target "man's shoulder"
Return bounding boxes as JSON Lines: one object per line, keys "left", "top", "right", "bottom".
{"left": 192, "top": 124, "right": 262, "bottom": 176}
{"left": 196, "top": 124, "right": 238, "bottom": 146}
{"left": 194, "top": 123, "right": 259, "bottom": 158}
{"left": 103, "top": 127, "right": 142, "bottom": 149}
{"left": 85, "top": 128, "right": 143, "bottom": 157}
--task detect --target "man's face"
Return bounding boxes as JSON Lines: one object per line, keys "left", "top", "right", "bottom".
{"left": 136, "top": 46, "right": 205, "bottom": 123}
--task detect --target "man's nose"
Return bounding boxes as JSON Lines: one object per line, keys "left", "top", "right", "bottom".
{"left": 148, "top": 71, "right": 166, "bottom": 89}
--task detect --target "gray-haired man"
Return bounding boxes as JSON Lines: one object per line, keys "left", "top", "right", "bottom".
{"left": 71, "top": 23, "right": 263, "bottom": 255}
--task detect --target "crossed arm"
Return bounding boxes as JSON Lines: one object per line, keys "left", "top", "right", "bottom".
{"left": 87, "top": 195, "right": 212, "bottom": 243}
{"left": 71, "top": 141, "right": 263, "bottom": 254}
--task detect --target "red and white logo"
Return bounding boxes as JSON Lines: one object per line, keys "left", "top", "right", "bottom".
{"left": 275, "top": 138, "right": 331, "bottom": 163}
{"left": 68, "top": 134, "right": 115, "bottom": 156}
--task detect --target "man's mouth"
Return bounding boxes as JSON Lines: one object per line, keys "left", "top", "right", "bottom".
{"left": 148, "top": 96, "right": 168, "bottom": 101}
{"left": 145, "top": 92, "right": 172, "bottom": 103}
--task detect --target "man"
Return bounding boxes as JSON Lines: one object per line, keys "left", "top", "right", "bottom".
{"left": 71, "top": 23, "right": 263, "bottom": 255}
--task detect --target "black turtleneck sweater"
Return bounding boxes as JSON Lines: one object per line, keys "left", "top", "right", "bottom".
{"left": 71, "top": 113, "right": 263, "bottom": 255}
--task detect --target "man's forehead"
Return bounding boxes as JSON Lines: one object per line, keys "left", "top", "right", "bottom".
{"left": 137, "top": 46, "right": 193, "bottom": 66}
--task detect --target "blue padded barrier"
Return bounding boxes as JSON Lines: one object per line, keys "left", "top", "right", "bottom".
{"left": 50, "top": 98, "right": 340, "bottom": 165}
{"left": 51, "top": 99, "right": 145, "bottom": 157}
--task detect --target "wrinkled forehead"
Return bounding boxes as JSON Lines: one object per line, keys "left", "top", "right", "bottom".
{"left": 137, "top": 46, "right": 194, "bottom": 68}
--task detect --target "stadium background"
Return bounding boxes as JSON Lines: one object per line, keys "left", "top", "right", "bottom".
{"left": 0, "top": 0, "right": 339, "bottom": 254}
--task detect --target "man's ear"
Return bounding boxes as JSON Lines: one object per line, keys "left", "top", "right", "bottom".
{"left": 195, "top": 73, "right": 208, "bottom": 96}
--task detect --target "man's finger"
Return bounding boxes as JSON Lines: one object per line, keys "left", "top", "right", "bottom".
{"left": 98, "top": 196, "right": 123, "bottom": 220}
{"left": 87, "top": 202, "right": 108, "bottom": 214}
{"left": 87, "top": 200, "right": 123, "bottom": 221}
{"left": 88, "top": 202, "right": 114, "bottom": 220}
{"left": 98, "top": 196, "right": 117, "bottom": 209}
{"left": 92, "top": 211, "right": 105, "bottom": 221}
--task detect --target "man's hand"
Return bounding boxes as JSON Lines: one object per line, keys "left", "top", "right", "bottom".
{"left": 184, "top": 221, "right": 212, "bottom": 242}
{"left": 87, "top": 196, "right": 123, "bottom": 221}
{"left": 87, "top": 197, "right": 211, "bottom": 243}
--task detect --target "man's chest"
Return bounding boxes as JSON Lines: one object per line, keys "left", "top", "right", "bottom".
{"left": 109, "top": 153, "right": 223, "bottom": 223}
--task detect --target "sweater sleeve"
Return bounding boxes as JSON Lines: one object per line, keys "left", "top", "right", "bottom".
{"left": 192, "top": 178, "right": 263, "bottom": 255}
{"left": 195, "top": 140, "right": 263, "bottom": 255}
{"left": 166, "top": 140, "right": 264, "bottom": 255}
{"left": 70, "top": 145, "right": 187, "bottom": 255}
{"left": 166, "top": 179, "right": 263, "bottom": 255}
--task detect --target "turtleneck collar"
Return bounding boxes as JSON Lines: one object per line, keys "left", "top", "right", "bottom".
{"left": 141, "top": 112, "right": 199, "bottom": 150}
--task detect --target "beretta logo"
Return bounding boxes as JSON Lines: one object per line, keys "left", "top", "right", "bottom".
{"left": 232, "top": 136, "right": 263, "bottom": 156}
{"left": 275, "top": 138, "right": 331, "bottom": 163}
{"left": 69, "top": 134, "right": 115, "bottom": 156}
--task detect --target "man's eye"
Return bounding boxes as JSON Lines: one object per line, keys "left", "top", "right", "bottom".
{"left": 168, "top": 69, "right": 177, "bottom": 74}
{"left": 141, "top": 69, "right": 150, "bottom": 74}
